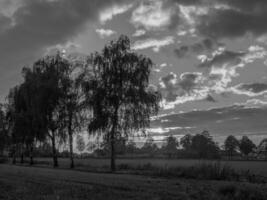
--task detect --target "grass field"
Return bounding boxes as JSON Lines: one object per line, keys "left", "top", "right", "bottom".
{"left": 27, "top": 157, "right": 267, "bottom": 177}
{"left": 1, "top": 164, "right": 267, "bottom": 200}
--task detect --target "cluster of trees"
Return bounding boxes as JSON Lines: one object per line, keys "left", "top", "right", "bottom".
{"left": 92, "top": 130, "right": 220, "bottom": 159}
{"left": 91, "top": 131, "right": 263, "bottom": 160}
{"left": 224, "top": 135, "right": 256, "bottom": 160}
{"left": 0, "top": 35, "right": 161, "bottom": 171}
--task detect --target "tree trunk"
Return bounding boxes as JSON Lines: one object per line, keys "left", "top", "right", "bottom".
{"left": 110, "top": 133, "right": 115, "bottom": 172}
{"left": 69, "top": 132, "right": 74, "bottom": 169}
{"left": 51, "top": 131, "right": 58, "bottom": 168}
{"left": 29, "top": 144, "right": 34, "bottom": 165}
{"left": 110, "top": 107, "right": 118, "bottom": 172}
{"left": 12, "top": 144, "right": 16, "bottom": 164}
{"left": 20, "top": 144, "right": 24, "bottom": 164}
{"left": 68, "top": 113, "right": 74, "bottom": 169}
{"left": 20, "top": 153, "right": 24, "bottom": 164}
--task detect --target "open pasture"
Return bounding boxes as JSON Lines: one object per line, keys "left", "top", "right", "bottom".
{"left": 30, "top": 158, "right": 267, "bottom": 177}
{"left": 1, "top": 164, "right": 267, "bottom": 200}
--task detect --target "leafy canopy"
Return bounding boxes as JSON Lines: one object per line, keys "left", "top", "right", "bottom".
{"left": 82, "top": 35, "right": 161, "bottom": 139}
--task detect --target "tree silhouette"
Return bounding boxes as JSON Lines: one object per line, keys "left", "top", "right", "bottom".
{"left": 125, "top": 140, "right": 137, "bottom": 154}
{"left": 58, "top": 59, "right": 84, "bottom": 168}
{"left": 180, "top": 134, "right": 193, "bottom": 150}
{"left": 0, "top": 104, "right": 8, "bottom": 156}
{"left": 239, "top": 136, "right": 255, "bottom": 159}
{"left": 224, "top": 135, "right": 239, "bottom": 160}
{"left": 163, "top": 135, "right": 179, "bottom": 158}
{"left": 191, "top": 131, "right": 220, "bottom": 159}
{"left": 81, "top": 35, "right": 161, "bottom": 171}
{"left": 24, "top": 54, "right": 70, "bottom": 167}
{"left": 142, "top": 136, "right": 158, "bottom": 156}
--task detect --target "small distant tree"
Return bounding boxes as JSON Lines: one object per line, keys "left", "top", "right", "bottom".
{"left": 125, "top": 140, "right": 137, "bottom": 154}
{"left": 224, "top": 135, "right": 239, "bottom": 160}
{"left": 76, "top": 134, "right": 85, "bottom": 156}
{"left": 80, "top": 35, "right": 161, "bottom": 171}
{"left": 191, "top": 130, "right": 220, "bottom": 159}
{"left": 180, "top": 134, "right": 192, "bottom": 150}
{"left": 100, "top": 135, "right": 127, "bottom": 155}
{"left": 163, "top": 135, "right": 179, "bottom": 158}
{"left": 258, "top": 139, "right": 267, "bottom": 160}
{"left": 0, "top": 104, "right": 8, "bottom": 156}
{"left": 142, "top": 136, "right": 158, "bottom": 156}
{"left": 239, "top": 136, "right": 255, "bottom": 159}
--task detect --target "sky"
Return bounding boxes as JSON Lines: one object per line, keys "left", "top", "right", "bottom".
{"left": 1, "top": 0, "right": 267, "bottom": 145}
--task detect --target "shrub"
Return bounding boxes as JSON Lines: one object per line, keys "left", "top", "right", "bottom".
{"left": 218, "top": 184, "right": 267, "bottom": 200}
{"left": 0, "top": 156, "right": 8, "bottom": 164}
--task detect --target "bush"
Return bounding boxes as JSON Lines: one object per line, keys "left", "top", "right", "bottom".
{"left": 218, "top": 184, "right": 267, "bottom": 200}
{"left": 115, "top": 161, "right": 265, "bottom": 183}
{"left": 0, "top": 156, "right": 8, "bottom": 164}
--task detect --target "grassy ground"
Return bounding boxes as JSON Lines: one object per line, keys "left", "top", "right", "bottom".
{"left": 27, "top": 157, "right": 267, "bottom": 177}
{"left": 1, "top": 164, "right": 267, "bottom": 200}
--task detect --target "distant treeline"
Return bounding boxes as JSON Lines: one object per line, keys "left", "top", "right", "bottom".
{"left": 82, "top": 130, "right": 267, "bottom": 160}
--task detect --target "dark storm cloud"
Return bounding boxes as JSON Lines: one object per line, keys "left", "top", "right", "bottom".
{"left": 0, "top": 0, "right": 133, "bottom": 100}
{"left": 174, "top": 38, "right": 216, "bottom": 58}
{"left": 196, "top": 0, "right": 267, "bottom": 39}
{"left": 197, "top": 9, "right": 267, "bottom": 39}
{"left": 165, "top": 0, "right": 267, "bottom": 39}
{"left": 0, "top": 0, "right": 132, "bottom": 68}
{"left": 235, "top": 83, "right": 267, "bottom": 94}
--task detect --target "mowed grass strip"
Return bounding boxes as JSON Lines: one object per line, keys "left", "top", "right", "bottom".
{"left": 1, "top": 164, "right": 267, "bottom": 200}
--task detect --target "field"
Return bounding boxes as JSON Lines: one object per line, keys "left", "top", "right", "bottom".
{"left": 1, "top": 164, "right": 267, "bottom": 200}
{"left": 29, "top": 157, "right": 267, "bottom": 177}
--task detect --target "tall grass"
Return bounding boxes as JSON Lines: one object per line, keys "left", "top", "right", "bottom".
{"left": 117, "top": 161, "right": 266, "bottom": 183}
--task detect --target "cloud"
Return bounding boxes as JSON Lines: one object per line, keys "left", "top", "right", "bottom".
{"left": 151, "top": 103, "right": 267, "bottom": 144}
{"left": 242, "top": 99, "right": 267, "bottom": 108}
{"left": 96, "top": 28, "right": 116, "bottom": 38}
{"left": 231, "top": 83, "right": 267, "bottom": 97}
{"left": 197, "top": 46, "right": 267, "bottom": 94}
{"left": 159, "top": 71, "right": 212, "bottom": 109}
{"left": 0, "top": 0, "right": 132, "bottom": 67}
{"left": 99, "top": 3, "right": 133, "bottom": 24}
{"left": 198, "top": 49, "right": 245, "bottom": 69}
{"left": 131, "top": 0, "right": 174, "bottom": 30}
{"left": 162, "top": 0, "right": 267, "bottom": 40}
{"left": 132, "top": 29, "right": 146, "bottom": 37}
{"left": 174, "top": 38, "right": 217, "bottom": 58}
{"left": 0, "top": 0, "right": 136, "bottom": 101}
{"left": 132, "top": 36, "right": 174, "bottom": 52}
{"left": 197, "top": 0, "right": 267, "bottom": 39}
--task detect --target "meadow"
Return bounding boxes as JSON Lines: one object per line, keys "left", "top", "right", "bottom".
{"left": 31, "top": 157, "right": 267, "bottom": 177}
{"left": 1, "top": 163, "right": 267, "bottom": 200}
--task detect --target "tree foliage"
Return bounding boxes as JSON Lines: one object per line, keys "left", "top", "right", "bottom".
{"left": 180, "top": 134, "right": 193, "bottom": 150}
{"left": 163, "top": 135, "right": 179, "bottom": 158}
{"left": 191, "top": 131, "right": 220, "bottom": 159}
{"left": 80, "top": 35, "right": 161, "bottom": 170}
{"left": 224, "top": 135, "right": 239, "bottom": 160}
{"left": 239, "top": 136, "right": 255, "bottom": 157}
